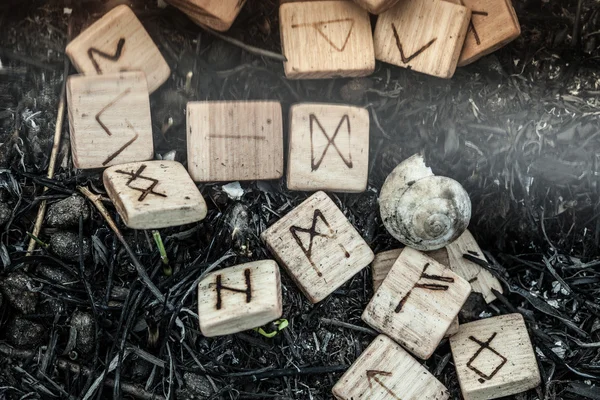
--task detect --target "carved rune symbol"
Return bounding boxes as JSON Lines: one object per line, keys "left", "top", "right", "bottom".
{"left": 468, "top": 11, "right": 489, "bottom": 45}
{"left": 115, "top": 165, "right": 167, "bottom": 201}
{"left": 95, "top": 88, "right": 140, "bottom": 166}
{"left": 467, "top": 332, "right": 507, "bottom": 383}
{"left": 310, "top": 114, "right": 352, "bottom": 171}
{"left": 215, "top": 269, "right": 252, "bottom": 310}
{"left": 290, "top": 209, "right": 350, "bottom": 277}
{"left": 366, "top": 370, "right": 401, "bottom": 400}
{"left": 292, "top": 18, "right": 355, "bottom": 52}
{"left": 88, "top": 38, "right": 126, "bottom": 74}
{"left": 391, "top": 23, "right": 437, "bottom": 64}
{"left": 395, "top": 263, "right": 454, "bottom": 313}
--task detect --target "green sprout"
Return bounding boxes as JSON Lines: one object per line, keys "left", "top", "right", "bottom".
{"left": 26, "top": 232, "right": 49, "bottom": 249}
{"left": 253, "top": 319, "right": 289, "bottom": 338}
{"left": 152, "top": 230, "right": 171, "bottom": 276}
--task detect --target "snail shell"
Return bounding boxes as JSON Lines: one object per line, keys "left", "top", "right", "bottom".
{"left": 379, "top": 154, "right": 471, "bottom": 251}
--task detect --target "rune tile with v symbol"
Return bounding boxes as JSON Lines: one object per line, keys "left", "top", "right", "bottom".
{"left": 287, "top": 103, "right": 370, "bottom": 193}
{"left": 280, "top": 1, "right": 375, "bottom": 79}
{"left": 374, "top": 0, "right": 471, "bottom": 78}
{"left": 262, "top": 191, "right": 374, "bottom": 303}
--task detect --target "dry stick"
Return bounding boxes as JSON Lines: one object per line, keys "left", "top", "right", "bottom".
{"left": 77, "top": 186, "right": 168, "bottom": 307}
{"left": 201, "top": 26, "right": 287, "bottom": 62}
{"left": 26, "top": 25, "right": 71, "bottom": 255}
{"left": 319, "top": 318, "right": 377, "bottom": 336}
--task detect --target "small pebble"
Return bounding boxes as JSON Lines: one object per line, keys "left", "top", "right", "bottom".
{"left": 176, "top": 372, "right": 214, "bottom": 400}
{"left": 339, "top": 78, "right": 372, "bottom": 103}
{"left": 36, "top": 265, "right": 76, "bottom": 285}
{"left": 7, "top": 317, "right": 45, "bottom": 347}
{"left": 46, "top": 195, "right": 90, "bottom": 228}
{"left": 0, "top": 272, "right": 38, "bottom": 314}
{"left": 0, "top": 202, "right": 11, "bottom": 227}
{"left": 70, "top": 310, "right": 95, "bottom": 354}
{"left": 50, "top": 231, "right": 91, "bottom": 262}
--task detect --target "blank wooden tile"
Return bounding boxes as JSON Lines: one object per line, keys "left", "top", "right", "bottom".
{"left": 446, "top": 0, "right": 521, "bottom": 66}
{"left": 287, "top": 103, "right": 369, "bottom": 193}
{"left": 450, "top": 314, "right": 541, "bottom": 400}
{"left": 67, "top": 72, "right": 153, "bottom": 169}
{"left": 262, "top": 191, "right": 374, "bottom": 303}
{"left": 65, "top": 5, "right": 170, "bottom": 93}
{"left": 362, "top": 247, "right": 471, "bottom": 359}
{"left": 166, "top": 0, "right": 245, "bottom": 31}
{"left": 332, "top": 334, "right": 450, "bottom": 400}
{"left": 187, "top": 101, "right": 284, "bottom": 182}
{"left": 280, "top": 1, "right": 375, "bottom": 79}
{"left": 103, "top": 161, "right": 207, "bottom": 229}
{"left": 371, "top": 248, "right": 459, "bottom": 338}
{"left": 197, "top": 260, "right": 282, "bottom": 337}
{"left": 352, "top": 0, "right": 401, "bottom": 14}
{"left": 446, "top": 230, "right": 503, "bottom": 303}
{"left": 373, "top": 0, "right": 471, "bottom": 78}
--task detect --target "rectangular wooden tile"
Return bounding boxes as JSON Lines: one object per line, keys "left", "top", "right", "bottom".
{"left": 197, "top": 260, "right": 282, "bottom": 337}
{"left": 362, "top": 247, "right": 471, "bottom": 359}
{"left": 186, "top": 101, "right": 284, "bottom": 182}
{"left": 65, "top": 5, "right": 170, "bottom": 93}
{"left": 450, "top": 314, "right": 541, "bottom": 400}
{"left": 103, "top": 161, "right": 207, "bottom": 229}
{"left": 166, "top": 0, "right": 245, "bottom": 31}
{"left": 262, "top": 191, "right": 374, "bottom": 303}
{"left": 279, "top": 1, "right": 375, "bottom": 79}
{"left": 287, "top": 103, "right": 369, "bottom": 193}
{"left": 446, "top": 0, "right": 521, "bottom": 66}
{"left": 332, "top": 334, "right": 450, "bottom": 400}
{"left": 371, "top": 248, "right": 459, "bottom": 338}
{"left": 373, "top": 0, "right": 471, "bottom": 78}
{"left": 66, "top": 72, "right": 154, "bottom": 169}
{"left": 446, "top": 230, "right": 503, "bottom": 303}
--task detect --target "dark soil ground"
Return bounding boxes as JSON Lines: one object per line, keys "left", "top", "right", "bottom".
{"left": 1, "top": 0, "right": 600, "bottom": 399}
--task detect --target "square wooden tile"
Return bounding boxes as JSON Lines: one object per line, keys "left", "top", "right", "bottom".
{"left": 371, "top": 248, "right": 459, "bottom": 338}
{"left": 279, "top": 1, "right": 375, "bottom": 79}
{"left": 446, "top": 0, "right": 521, "bottom": 66}
{"left": 446, "top": 230, "right": 503, "bottom": 303}
{"left": 450, "top": 314, "right": 541, "bottom": 400}
{"left": 166, "top": 0, "right": 245, "bottom": 31}
{"left": 352, "top": 0, "right": 401, "bottom": 14}
{"left": 261, "top": 191, "right": 374, "bottom": 303}
{"left": 65, "top": 5, "right": 170, "bottom": 93}
{"left": 362, "top": 247, "right": 471, "bottom": 359}
{"left": 287, "top": 103, "right": 369, "bottom": 192}
{"left": 332, "top": 334, "right": 450, "bottom": 400}
{"left": 197, "top": 260, "right": 282, "bottom": 337}
{"left": 373, "top": 0, "right": 471, "bottom": 78}
{"left": 66, "top": 72, "right": 154, "bottom": 169}
{"left": 186, "top": 101, "right": 284, "bottom": 182}
{"left": 103, "top": 161, "right": 207, "bottom": 229}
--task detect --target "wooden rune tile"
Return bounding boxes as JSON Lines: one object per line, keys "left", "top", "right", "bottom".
{"left": 373, "top": 0, "right": 471, "bottom": 78}
{"left": 352, "top": 0, "right": 401, "bottom": 14}
{"left": 67, "top": 72, "right": 153, "bottom": 169}
{"left": 261, "top": 191, "right": 374, "bottom": 303}
{"left": 165, "top": 0, "right": 246, "bottom": 32}
{"left": 65, "top": 5, "right": 170, "bottom": 93}
{"left": 287, "top": 103, "right": 369, "bottom": 193}
{"left": 197, "top": 260, "right": 282, "bottom": 337}
{"left": 450, "top": 314, "right": 541, "bottom": 400}
{"left": 186, "top": 101, "right": 284, "bottom": 182}
{"left": 446, "top": 0, "right": 521, "bottom": 66}
{"left": 371, "top": 248, "right": 459, "bottom": 338}
{"left": 332, "top": 334, "right": 450, "bottom": 400}
{"left": 103, "top": 161, "right": 208, "bottom": 229}
{"left": 446, "top": 230, "right": 503, "bottom": 303}
{"left": 362, "top": 247, "right": 471, "bottom": 359}
{"left": 279, "top": 1, "right": 375, "bottom": 79}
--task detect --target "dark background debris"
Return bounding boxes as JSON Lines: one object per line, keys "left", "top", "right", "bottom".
{"left": 1, "top": 0, "right": 600, "bottom": 399}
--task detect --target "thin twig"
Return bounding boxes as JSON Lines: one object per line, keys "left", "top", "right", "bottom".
{"left": 77, "top": 186, "right": 168, "bottom": 307}
{"left": 319, "top": 318, "right": 377, "bottom": 336}
{"left": 201, "top": 26, "right": 287, "bottom": 62}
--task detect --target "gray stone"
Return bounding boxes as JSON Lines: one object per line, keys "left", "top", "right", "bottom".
{"left": 176, "top": 372, "right": 213, "bottom": 400}
{"left": 0, "top": 272, "right": 38, "bottom": 314}
{"left": 37, "top": 264, "right": 76, "bottom": 285}
{"left": 70, "top": 310, "right": 94, "bottom": 354}
{"left": 0, "top": 202, "right": 11, "bottom": 227}
{"left": 339, "top": 78, "right": 372, "bottom": 103}
{"left": 46, "top": 195, "right": 89, "bottom": 228}
{"left": 50, "top": 231, "right": 91, "bottom": 262}
{"left": 7, "top": 317, "right": 45, "bottom": 347}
